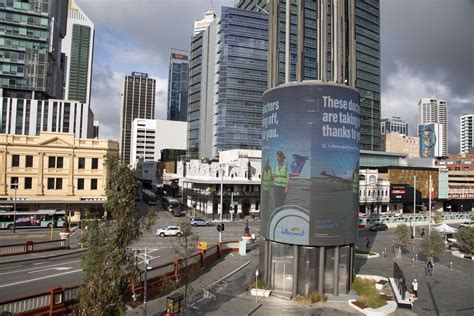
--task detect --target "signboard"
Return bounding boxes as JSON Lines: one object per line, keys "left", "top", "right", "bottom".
{"left": 260, "top": 83, "right": 360, "bottom": 246}
{"left": 390, "top": 184, "right": 421, "bottom": 202}
{"left": 172, "top": 53, "right": 188, "bottom": 61}
{"left": 197, "top": 241, "right": 208, "bottom": 250}
{"left": 419, "top": 123, "right": 442, "bottom": 157}
{"left": 131, "top": 71, "right": 149, "bottom": 79}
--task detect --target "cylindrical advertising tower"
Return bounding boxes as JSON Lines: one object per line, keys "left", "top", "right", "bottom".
{"left": 260, "top": 81, "right": 360, "bottom": 296}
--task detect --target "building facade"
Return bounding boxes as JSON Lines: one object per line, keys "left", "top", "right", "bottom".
{"left": 167, "top": 49, "right": 189, "bottom": 122}
{"left": 359, "top": 169, "right": 390, "bottom": 215}
{"left": 0, "top": 97, "right": 94, "bottom": 138}
{"left": 0, "top": 132, "right": 118, "bottom": 216}
{"left": 130, "top": 118, "right": 187, "bottom": 164}
{"left": 238, "top": 0, "right": 381, "bottom": 151}
{"left": 0, "top": 0, "right": 68, "bottom": 100}
{"left": 193, "top": 9, "right": 216, "bottom": 35}
{"left": 380, "top": 116, "right": 408, "bottom": 136}
{"left": 119, "top": 72, "right": 156, "bottom": 165}
{"left": 381, "top": 132, "right": 419, "bottom": 158}
{"left": 436, "top": 154, "right": 474, "bottom": 208}
{"left": 61, "top": 0, "right": 94, "bottom": 104}
{"left": 187, "top": 7, "right": 267, "bottom": 158}
{"left": 460, "top": 114, "right": 473, "bottom": 154}
{"left": 176, "top": 149, "right": 261, "bottom": 218}
{"left": 418, "top": 97, "right": 448, "bottom": 156}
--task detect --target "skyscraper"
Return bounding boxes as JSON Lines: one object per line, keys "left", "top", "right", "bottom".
{"left": 460, "top": 114, "right": 474, "bottom": 154}
{"left": 187, "top": 8, "right": 268, "bottom": 158}
{"left": 193, "top": 9, "right": 216, "bottom": 35}
{"left": 418, "top": 97, "right": 448, "bottom": 156}
{"left": 0, "top": 0, "right": 68, "bottom": 100}
{"left": 61, "top": 0, "right": 94, "bottom": 104}
{"left": 236, "top": 0, "right": 381, "bottom": 151}
{"left": 380, "top": 116, "right": 408, "bottom": 136}
{"left": 167, "top": 49, "right": 189, "bottom": 122}
{"left": 119, "top": 72, "right": 156, "bottom": 165}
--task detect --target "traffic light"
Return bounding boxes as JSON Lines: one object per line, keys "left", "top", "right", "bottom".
{"left": 216, "top": 223, "right": 225, "bottom": 232}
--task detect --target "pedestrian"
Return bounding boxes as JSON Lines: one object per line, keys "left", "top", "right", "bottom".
{"left": 412, "top": 279, "right": 418, "bottom": 298}
{"left": 427, "top": 260, "right": 433, "bottom": 276}
{"left": 366, "top": 238, "right": 371, "bottom": 249}
{"left": 421, "top": 228, "right": 425, "bottom": 238}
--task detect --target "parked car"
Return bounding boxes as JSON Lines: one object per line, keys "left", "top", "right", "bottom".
{"left": 190, "top": 218, "right": 210, "bottom": 227}
{"left": 369, "top": 223, "right": 388, "bottom": 231}
{"left": 459, "top": 221, "right": 474, "bottom": 228}
{"left": 156, "top": 226, "right": 183, "bottom": 237}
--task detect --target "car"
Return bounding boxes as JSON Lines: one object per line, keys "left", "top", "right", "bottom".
{"left": 156, "top": 226, "right": 183, "bottom": 237}
{"left": 369, "top": 223, "right": 388, "bottom": 231}
{"left": 190, "top": 218, "right": 210, "bottom": 227}
{"left": 459, "top": 221, "right": 474, "bottom": 228}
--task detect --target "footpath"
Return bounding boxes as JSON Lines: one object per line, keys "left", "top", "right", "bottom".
{"left": 0, "top": 229, "right": 85, "bottom": 265}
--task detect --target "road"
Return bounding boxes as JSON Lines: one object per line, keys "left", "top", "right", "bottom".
{"left": 0, "top": 201, "right": 260, "bottom": 301}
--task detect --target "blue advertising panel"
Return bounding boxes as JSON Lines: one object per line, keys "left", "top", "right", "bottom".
{"left": 260, "top": 83, "right": 360, "bottom": 246}
{"left": 419, "top": 124, "right": 437, "bottom": 157}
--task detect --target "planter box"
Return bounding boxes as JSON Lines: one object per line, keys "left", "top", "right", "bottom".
{"left": 251, "top": 288, "right": 271, "bottom": 297}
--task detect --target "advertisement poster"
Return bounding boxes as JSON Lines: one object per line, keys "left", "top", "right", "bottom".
{"left": 260, "top": 83, "right": 360, "bottom": 246}
{"left": 419, "top": 124, "right": 437, "bottom": 157}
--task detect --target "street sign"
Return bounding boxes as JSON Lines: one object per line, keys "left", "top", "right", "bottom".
{"left": 197, "top": 241, "right": 208, "bottom": 250}
{"left": 232, "top": 201, "right": 238, "bottom": 206}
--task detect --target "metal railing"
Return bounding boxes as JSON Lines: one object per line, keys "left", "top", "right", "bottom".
{"left": 0, "top": 293, "right": 50, "bottom": 314}
{"left": 358, "top": 212, "right": 471, "bottom": 226}
{"left": 0, "top": 239, "right": 69, "bottom": 257}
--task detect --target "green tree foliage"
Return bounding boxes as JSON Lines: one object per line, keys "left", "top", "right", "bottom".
{"left": 454, "top": 227, "right": 474, "bottom": 254}
{"left": 79, "top": 154, "right": 153, "bottom": 315}
{"left": 172, "top": 220, "right": 200, "bottom": 310}
{"left": 394, "top": 224, "right": 411, "bottom": 249}
{"left": 432, "top": 214, "right": 443, "bottom": 224}
{"left": 352, "top": 277, "right": 386, "bottom": 309}
{"left": 420, "top": 232, "right": 445, "bottom": 258}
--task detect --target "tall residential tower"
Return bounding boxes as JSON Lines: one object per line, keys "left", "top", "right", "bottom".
{"left": 460, "top": 114, "right": 474, "bottom": 154}
{"left": 119, "top": 72, "right": 156, "bottom": 165}
{"left": 167, "top": 49, "right": 189, "bottom": 122}
{"left": 418, "top": 97, "right": 448, "bottom": 156}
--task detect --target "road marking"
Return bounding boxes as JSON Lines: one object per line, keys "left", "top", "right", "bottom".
{"left": 28, "top": 267, "right": 72, "bottom": 274}
{"left": 0, "top": 269, "right": 82, "bottom": 288}
{"left": 0, "top": 260, "right": 80, "bottom": 276}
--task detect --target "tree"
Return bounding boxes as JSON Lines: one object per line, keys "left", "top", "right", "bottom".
{"left": 432, "top": 214, "right": 443, "bottom": 224}
{"left": 420, "top": 232, "right": 445, "bottom": 258}
{"left": 454, "top": 227, "right": 474, "bottom": 254}
{"left": 172, "top": 220, "right": 200, "bottom": 312}
{"left": 394, "top": 224, "right": 411, "bottom": 250}
{"left": 79, "top": 154, "right": 153, "bottom": 315}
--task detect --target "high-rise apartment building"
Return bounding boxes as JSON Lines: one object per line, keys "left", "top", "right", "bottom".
{"left": 193, "top": 9, "right": 216, "bottom": 35}
{"left": 0, "top": 97, "right": 94, "bottom": 138}
{"left": 460, "top": 114, "right": 474, "bottom": 154}
{"left": 187, "top": 7, "right": 267, "bottom": 159}
{"left": 380, "top": 116, "right": 408, "bottom": 136}
{"left": 61, "top": 0, "right": 94, "bottom": 104}
{"left": 418, "top": 97, "right": 448, "bottom": 156}
{"left": 237, "top": 0, "right": 381, "bottom": 151}
{"left": 0, "top": 0, "right": 68, "bottom": 100}
{"left": 119, "top": 72, "right": 156, "bottom": 165}
{"left": 167, "top": 49, "right": 189, "bottom": 122}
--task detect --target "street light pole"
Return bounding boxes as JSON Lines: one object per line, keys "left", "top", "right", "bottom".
{"left": 13, "top": 182, "right": 18, "bottom": 233}
{"left": 413, "top": 175, "right": 416, "bottom": 239}
{"left": 143, "top": 247, "right": 148, "bottom": 316}
{"left": 428, "top": 175, "right": 432, "bottom": 236}
{"left": 219, "top": 164, "right": 223, "bottom": 243}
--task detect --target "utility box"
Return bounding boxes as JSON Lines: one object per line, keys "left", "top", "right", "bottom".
{"left": 239, "top": 240, "right": 247, "bottom": 256}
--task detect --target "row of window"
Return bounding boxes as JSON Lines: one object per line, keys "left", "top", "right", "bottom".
{"left": 10, "top": 177, "right": 98, "bottom": 190}
{"left": 10, "top": 155, "right": 100, "bottom": 169}
{"left": 359, "top": 188, "right": 389, "bottom": 197}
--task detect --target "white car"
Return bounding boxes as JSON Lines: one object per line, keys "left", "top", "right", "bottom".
{"left": 156, "top": 226, "right": 183, "bottom": 237}
{"left": 459, "top": 221, "right": 474, "bottom": 228}
{"left": 190, "top": 218, "right": 210, "bottom": 227}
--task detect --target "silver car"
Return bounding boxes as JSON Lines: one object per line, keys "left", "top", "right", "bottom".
{"left": 190, "top": 218, "right": 210, "bottom": 227}
{"left": 156, "top": 226, "right": 183, "bottom": 237}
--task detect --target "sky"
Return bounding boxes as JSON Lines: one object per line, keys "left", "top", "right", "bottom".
{"left": 76, "top": 0, "right": 473, "bottom": 154}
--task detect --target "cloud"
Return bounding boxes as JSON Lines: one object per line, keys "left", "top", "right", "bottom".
{"left": 382, "top": 61, "right": 474, "bottom": 154}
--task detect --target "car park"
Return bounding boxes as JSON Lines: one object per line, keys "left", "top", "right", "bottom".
{"left": 369, "top": 223, "right": 388, "bottom": 231}
{"left": 190, "top": 218, "right": 210, "bottom": 227}
{"left": 156, "top": 226, "right": 183, "bottom": 237}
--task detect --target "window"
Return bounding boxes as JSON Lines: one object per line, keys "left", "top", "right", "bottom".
{"left": 57, "top": 157, "right": 63, "bottom": 169}
{"left": 11, "top": 177, "right": 19, "bottom": 189}
{"left": 77, "top": 178, "right": 84, "bottom": 190}
{"left": 56, "top": 178, "right": 62, "bottom": 190}
{"left": 12, "top": 155, "right": 20, "bottom": 167}
{"left": 91, "top": 158, "right": 98, "bottom": 170}
{"left": 48, "top": 156, "right": 64, "bottom": 168}
{"left": 91, "top": 179, "right": 98, "bottom": 190}
{"left": 25, "top": 155, "right": 33, "bottom": 168}
{"left": 47, "top": 178, "right": 55, "bottom": 189}
{"left": 78, "top": 157, "right": 85, "bottom": 169}
{"left": 47, "top": 178, "right": 62, "bottom": 190}
{"left": 24, "top": 177, "right": 32, "bottom": 189}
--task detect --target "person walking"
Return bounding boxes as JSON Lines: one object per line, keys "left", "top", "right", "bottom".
{"left": 273, "top": 151, "right": 289, "bottom": 208}
{"left": 420, "top": 228, "right": 425, "bottom": 239}
{"left": 412, "top": 279, "right": 418, "bottom": 299}
{"left": 366, "top": 238, "right": 371, "bottom": 250}
{"left": 427, "top": 260, "right": 433, "bottom": 276}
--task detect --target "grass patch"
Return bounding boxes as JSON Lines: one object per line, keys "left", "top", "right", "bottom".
{"left": 248, "top": 276, "right": 271, "bottom": 290}
{"left": 352, "top": 277, "right": 387, "bottom": 309}
{"left": 292, "top": 291, "right": 327, "bottom": 304}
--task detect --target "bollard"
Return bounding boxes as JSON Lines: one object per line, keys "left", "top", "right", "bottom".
{"left": 384, "top": 247, "right": 387, "bottom": 255}
{"left": 415, "top": 254, "right": 418, "bottom": 261}
{"left": 449, "top": 262, "right": 453, "bottom": 271}
{"left": 412, "top": 258, "right": 415, "bottom": 266}
{"left": 382, "top": 250, "right": 385, "bottom": 258}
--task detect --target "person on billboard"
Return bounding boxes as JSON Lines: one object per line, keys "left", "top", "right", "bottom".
{"left": 274, "top": 151, "right": 289, "bottom": 208}
{"left": 262, "top": 158, "right": 273, "bottom": 208}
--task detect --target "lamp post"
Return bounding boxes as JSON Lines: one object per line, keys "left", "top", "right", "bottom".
{"left": 413, "top": 175, "right": 416, "bottom": 239}
{"left": 219, "top": 163, "right": 224, "bottom": 243}
{"left": 12, "top": 182, "right": 18, "bottom": 233}
{"left": 255, "top": 269, "right": 259, "bottom": 304}
{"left": 428, "top": 175, "right": 432, "bottom": 236}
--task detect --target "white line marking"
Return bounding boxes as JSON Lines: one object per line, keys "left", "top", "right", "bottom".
{"left": 28, "top": 267, "right": 72, "bottom": 274}
{"left": 0, "top": 260, "right": 80, "bottom": 276}
{"left": 0, "top": 269, "right": 82, "bottom": 288}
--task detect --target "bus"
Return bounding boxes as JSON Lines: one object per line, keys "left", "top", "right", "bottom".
{"left": 0, "top": 210, "right": 66, "bottom": 230}
{"left": 161, "top": 196, "right": 180, "bottom": 213}
{"left": 142, "top": 189, "right": 158, "bottom": 205}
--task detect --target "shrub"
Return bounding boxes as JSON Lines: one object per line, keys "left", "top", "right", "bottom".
{"left": 292, "top": 291, "right": 327, "bottom": 304}
{"left": 454, "top": 227, "right": 474, "bottom": 254}
{"left": 248, "top": 276, "right": 271, "bottom": 290}
{"left": 352, "top": 277, "right": 386, "bottom": 309}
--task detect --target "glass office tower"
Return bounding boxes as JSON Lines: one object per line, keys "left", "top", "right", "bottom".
{"left": 167, "top": 49, "right": 189, "bottom": 122}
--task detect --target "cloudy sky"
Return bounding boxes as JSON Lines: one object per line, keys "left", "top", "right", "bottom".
{"left": 76, "top": 0, "right": 473, "bottom": 154}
